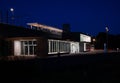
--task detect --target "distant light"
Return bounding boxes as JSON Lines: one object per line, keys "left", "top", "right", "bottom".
{"left": 10, "top": 8, "right": 14, "bottom": 12}
{"left": 105, "top": 27, "right": 109, "bottom": 32}
{"left": 93, "top": 39, "right": 96, "bottom": 42}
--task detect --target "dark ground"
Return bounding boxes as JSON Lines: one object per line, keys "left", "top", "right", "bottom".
{"left": 0, "top": 52, "right": 120, "bottom": 83}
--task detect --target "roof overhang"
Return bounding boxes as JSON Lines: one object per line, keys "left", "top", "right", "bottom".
{"left": 27, "top": 23, "right": 63, "bottom": 33}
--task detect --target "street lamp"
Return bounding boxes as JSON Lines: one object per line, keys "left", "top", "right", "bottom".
{"left": 10, "top": 8, "right": 14, "bottom": 12}
{"left": 105, "top": 26, "right": 109, "bottom": 52}
{"left": 1, "top": 8, "right": 15, "bottom": 24}
{"left": 10, "top": 8, "right": 14, "bottom": 24}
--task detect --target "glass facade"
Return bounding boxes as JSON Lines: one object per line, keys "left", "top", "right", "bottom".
{"left": 48, "top": 39, "right": 70, "bottom": 54}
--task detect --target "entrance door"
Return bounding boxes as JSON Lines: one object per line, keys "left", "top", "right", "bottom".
{"left": 84, "top": 43, "right": 86, "bottom": 51}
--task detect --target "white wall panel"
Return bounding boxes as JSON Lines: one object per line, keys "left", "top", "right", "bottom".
{"left": 14, "top": 41, "right": 21, "bottom": 56}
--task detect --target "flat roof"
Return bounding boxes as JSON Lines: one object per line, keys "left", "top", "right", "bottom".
{"left": 27, "top": 23, "right": 63, "bottom": 33}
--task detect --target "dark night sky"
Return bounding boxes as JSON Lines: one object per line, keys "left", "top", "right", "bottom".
{"left": 0, "top": 0, "right": 120, "bottom": 36}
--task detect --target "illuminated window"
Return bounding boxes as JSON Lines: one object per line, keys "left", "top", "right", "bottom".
{"left": 14, "top": 40, "right": 37, "bottom": 56}
{"left": 21, "top": 40, "right": 37, "bottom": 56}
{"left": 48, "top": 39, "right": 70, "bottom": 54}
{"left": 80, "top": 34, "right": 91, "bottom": 42}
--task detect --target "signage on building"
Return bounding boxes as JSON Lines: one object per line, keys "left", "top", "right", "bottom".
{"left": 80, "top": 34, "right": 91, "bottom": 42}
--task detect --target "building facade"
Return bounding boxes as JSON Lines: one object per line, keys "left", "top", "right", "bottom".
{"left": 0, "top": 23, "right": 91, "bottom": 57}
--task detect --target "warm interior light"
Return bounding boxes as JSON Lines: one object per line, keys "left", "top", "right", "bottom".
{"left": 14, "top": 41, "right": 21, "bottom": 56}
{"left": 93, "top": 39, "right": 96, "bottom": 42}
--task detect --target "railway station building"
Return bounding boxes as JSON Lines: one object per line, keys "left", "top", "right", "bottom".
{"left": 0, "top": 23, "right": 91, "bottom": 57}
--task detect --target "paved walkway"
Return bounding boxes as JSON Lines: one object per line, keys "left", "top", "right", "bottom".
{"left": 48, "top": 50, "right": 119, "bottom": 58}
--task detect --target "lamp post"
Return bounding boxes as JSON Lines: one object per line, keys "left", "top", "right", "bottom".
{"left": 105, "top": 27, "right": 109, "bottom": 52}
{"left": 92, "top": 38, "right": 96, "bottom": 51}
{"left": 10, "top": 8, "right": 14, "bottom": 24}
